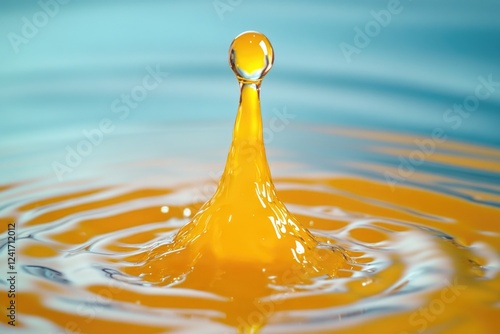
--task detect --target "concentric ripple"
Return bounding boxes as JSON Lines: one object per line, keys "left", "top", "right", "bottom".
{"left": 0, "top": 126, "right": 498, "bottom": 334}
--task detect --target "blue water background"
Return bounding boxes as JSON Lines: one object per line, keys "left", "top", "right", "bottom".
{"left": 0, "top": 0, "right": 499, "bottom": 183}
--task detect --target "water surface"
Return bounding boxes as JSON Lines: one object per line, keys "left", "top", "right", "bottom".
{"left": 0, "top": 1, "right": 499, "bottom": 333}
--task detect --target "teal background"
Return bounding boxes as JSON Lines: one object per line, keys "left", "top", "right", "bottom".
{"left": 1, "top": 0, "right": 499, "bottom": 179}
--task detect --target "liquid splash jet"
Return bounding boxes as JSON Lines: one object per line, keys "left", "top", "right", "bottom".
{"left": 128, "top": 32, "right": 348, "bottom": 287}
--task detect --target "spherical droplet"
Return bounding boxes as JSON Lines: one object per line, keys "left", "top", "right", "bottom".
{"left": 229, "top": 31, "right": 274, "bottom": 83}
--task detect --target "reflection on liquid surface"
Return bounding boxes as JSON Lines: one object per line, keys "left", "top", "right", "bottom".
{"left": 1, "top": 124, "right": 498, "bottom": 333}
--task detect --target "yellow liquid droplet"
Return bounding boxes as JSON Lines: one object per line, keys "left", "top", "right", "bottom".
{"left": 175, "top": 31, "right": 322, "bottom": 268}
{"left": 131, "top": 31, "right": 347, "bottom": 288}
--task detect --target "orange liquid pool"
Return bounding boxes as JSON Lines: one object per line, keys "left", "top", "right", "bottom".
{"left": 1, "top": 32, "right": 499, "bottom": 334}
